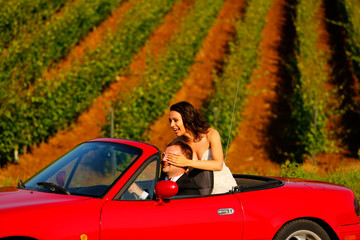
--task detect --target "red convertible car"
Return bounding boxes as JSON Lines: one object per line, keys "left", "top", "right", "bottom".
{"left": 0, "top": 138, "right": 359, "bottom": 240}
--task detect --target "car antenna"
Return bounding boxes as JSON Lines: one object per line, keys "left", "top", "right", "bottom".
{"left": 224, "top": 79, "right": 241, "bottom": 163}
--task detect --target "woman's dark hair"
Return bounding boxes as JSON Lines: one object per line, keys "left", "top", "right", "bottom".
{"left": 170, "top": 101, "right": 210, "bottom": 141}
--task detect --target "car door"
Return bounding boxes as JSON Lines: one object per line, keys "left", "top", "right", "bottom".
{"left": 100, "top": 194, "right": 243, "bottom": 239}
{"left": 100, "top": 159, "right": 244, "bottom": 239}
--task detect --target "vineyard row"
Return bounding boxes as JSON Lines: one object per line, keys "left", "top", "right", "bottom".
{"left": 0, "top": 0, "right": 125, "bottom": 105}
{"left": 102, "top": 0, "right": 226, "bottom": 141}
{"left": 0, "top": 0, "right": 67, "bottom": 50}
{"left": 0, "top": 0, "right": 178, "bottom": 165}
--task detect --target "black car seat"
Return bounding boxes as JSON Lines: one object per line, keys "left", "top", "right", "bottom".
{"left": 188, "top": 168, "right": 213, "bottom": 195}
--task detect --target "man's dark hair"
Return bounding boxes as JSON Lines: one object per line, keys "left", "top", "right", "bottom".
{"left": 167, "top": 137, "right": 193, "bottom": 159}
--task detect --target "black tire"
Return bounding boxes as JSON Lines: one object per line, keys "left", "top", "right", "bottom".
{"left": 273, "top": 219, "right": 330, "bottom": 240}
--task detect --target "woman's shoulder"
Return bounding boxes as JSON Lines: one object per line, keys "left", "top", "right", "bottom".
{"left": 204, "top": 128, "right": 222, "bottom": 146}
{"left": 206, "top": 128, "right": 220, "bottom": 138}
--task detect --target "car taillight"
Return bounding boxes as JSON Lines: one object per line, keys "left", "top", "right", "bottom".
{"left": 355, "top": 197, "right": 360, "bottom": 217}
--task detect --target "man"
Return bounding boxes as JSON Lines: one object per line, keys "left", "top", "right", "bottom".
{"left": 129, "top": 138, "right": 200, "bottom": 199}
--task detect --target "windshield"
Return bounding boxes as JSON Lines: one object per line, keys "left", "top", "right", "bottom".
{"left": 24, "top": 141, "right": 141, "bottom": 197}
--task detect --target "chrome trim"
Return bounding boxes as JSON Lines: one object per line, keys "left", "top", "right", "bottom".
{"left": 217, "top": 208, "right": 234, "bottom": 215}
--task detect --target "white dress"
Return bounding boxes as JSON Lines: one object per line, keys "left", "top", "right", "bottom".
{"left": 201, "top": 148, "right": 237, "bottom": 194}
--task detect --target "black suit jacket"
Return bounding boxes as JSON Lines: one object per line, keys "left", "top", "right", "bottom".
{"left": 174, "top": 174, "right": 201, "bottom": 196}
{"left": 160, "top": 173, "right": 200, "bottom": 196}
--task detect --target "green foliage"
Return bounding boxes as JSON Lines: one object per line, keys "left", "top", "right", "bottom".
{"left": 339, "top": 0, "right": 360, "bottom": 155}
{"left": 103, "top": 0, "right": 225, "bottom": 140}
{"left": 0, "top": 0, "right": 67, "bottom": 50}
{"left": 280, "top": 160, "right": 316, "bottom": 179}
{"left": 339, "top": 0, "right": 360, "bottom": 76}
{"left": 0, "top": 176, "right": 20, "bottom": 187}
{"left": 0, "top": 0, "right": 124, "bottom": 105}
{"left": 205, "top": 0, "right": 272, "bottom": 151}
{"left": 0, "top": 0, "right": 177, "bottom": 164}
{"left": 289, "top": 0, "right": 334, "bottom": 161}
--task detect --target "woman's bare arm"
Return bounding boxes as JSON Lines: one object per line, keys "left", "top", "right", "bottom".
{"left": 167, "top": 129, "right": 224, "bottom": 171}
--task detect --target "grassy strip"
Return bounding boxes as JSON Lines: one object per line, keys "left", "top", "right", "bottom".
{"left": 0, "top": 0, "right": 124, "bottom": 105}
{"left": 279, "top": 161, "right": 360, "bottom": 200}
{"left": 0, "top": 0, "right": 177, "bottom": 164}
{"left": 289, "top": 0, "right": 334, "bottom": 161}
{"left": 204, "top": 0, "right": 272, "bottom": 151}
{"left": 0, "top": 0, "right": 67, "bottom": 50}
{"left": 103, "top": 0, "right": 225, "bottom": 140}
{"left": 0, "top": 176, "right": 20, "bottom": 188}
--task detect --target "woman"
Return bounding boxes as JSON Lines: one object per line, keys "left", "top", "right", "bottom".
{"left": 166, "top": 101, "right": 237, "bottom": 194}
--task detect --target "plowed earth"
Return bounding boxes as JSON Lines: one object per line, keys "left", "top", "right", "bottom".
{"left": 1, "top": 0, "right": 359, "bottom": 186}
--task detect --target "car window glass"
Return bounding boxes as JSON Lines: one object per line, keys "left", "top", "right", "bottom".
{"left": 120, "top": 160, "right": 157, "bottom": 201}
{"left": 25, "top": 142, "right": 141, "bottom": 197}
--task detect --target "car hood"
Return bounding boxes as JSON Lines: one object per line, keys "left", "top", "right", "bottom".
{"left": 0, "top": 187, "right": 91, "bottom": 211}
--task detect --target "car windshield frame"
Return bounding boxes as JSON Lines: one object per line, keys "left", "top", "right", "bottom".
{"left": 23, "top": 141, "right": 142, "bottom": 198}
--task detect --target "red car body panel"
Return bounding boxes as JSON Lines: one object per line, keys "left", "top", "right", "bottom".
{"left": 0, "top": 189, "right": 102, "bottom": 239}
{"left": 238, "top": 180, "right": 360, "bottom": 239}
{"left": 0, "top": 138, "right": 359, "bottom": 240}
{"left": 100, "top": 194, "right": 243, "bottom": 239}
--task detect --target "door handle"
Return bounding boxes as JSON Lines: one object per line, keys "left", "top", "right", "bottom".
{"left": 217, "top": 208, "right": 234, "bottom": 215}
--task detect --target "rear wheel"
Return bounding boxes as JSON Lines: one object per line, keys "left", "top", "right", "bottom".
{"left": 274, "top": 219, "right": 330, "bottom": 240}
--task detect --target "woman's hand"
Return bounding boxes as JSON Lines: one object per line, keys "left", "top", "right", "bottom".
{"left": 166, "top": 153, "right": 191, "bottom": 167}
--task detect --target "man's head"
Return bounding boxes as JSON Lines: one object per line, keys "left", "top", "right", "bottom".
{"left": 162, "top": 138, "right": 193, "bottom": 178}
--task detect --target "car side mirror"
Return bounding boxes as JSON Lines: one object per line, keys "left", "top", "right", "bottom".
{"left": 155, "top": 180, "right": 178, "bottom": 204}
